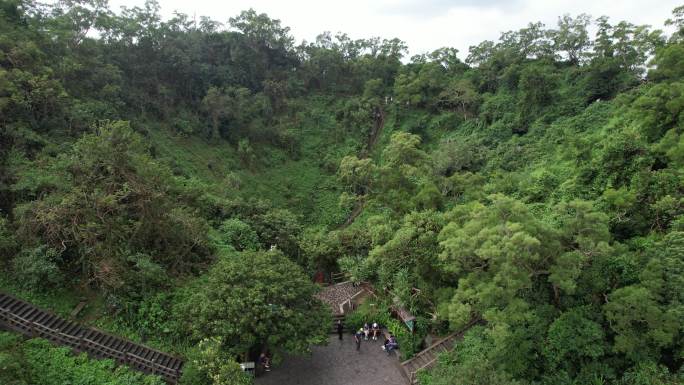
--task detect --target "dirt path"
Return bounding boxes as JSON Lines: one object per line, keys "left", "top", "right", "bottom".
{"left": 337, "top": 107, "right": 385, "bottom": 230}
{"left": 359, "top": 107, "right": 385, "bottom": 159}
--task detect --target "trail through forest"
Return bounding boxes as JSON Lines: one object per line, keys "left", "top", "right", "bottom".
{"left": 338, "top": 107, "right": 385, "bottom": 229}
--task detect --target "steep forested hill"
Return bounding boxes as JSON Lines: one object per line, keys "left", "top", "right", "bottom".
{"left": 0, "top": 1, "right": 683, "bottom": 384}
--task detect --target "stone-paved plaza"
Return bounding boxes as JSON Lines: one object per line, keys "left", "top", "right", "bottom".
{"left": 255, "top": 335, "right": 408, "bottom": 385}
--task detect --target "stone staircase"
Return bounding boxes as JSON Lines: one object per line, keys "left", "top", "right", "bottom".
{"left": 330, "top": 313, "right": 347, "bottom": 334}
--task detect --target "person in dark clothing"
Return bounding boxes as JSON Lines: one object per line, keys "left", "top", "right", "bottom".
{"left": 383, "top": 335, "right": 398, "bottom": 355}
{"left": 258, "top": 353, "right": 271, "bottom": 372}
{"left": 337, "top": 320, "right": 344, "bottom": 340}
{"left": 354, "top": 328, "right": 363, "bottom": 351}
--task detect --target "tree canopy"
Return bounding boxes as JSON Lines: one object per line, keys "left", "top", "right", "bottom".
{"left": 0, "top": 1, "right": 682, "bottom": 384}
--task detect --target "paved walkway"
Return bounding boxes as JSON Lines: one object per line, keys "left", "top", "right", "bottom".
{"left": 255, "top": 335, "right": 408, "bottom": 385}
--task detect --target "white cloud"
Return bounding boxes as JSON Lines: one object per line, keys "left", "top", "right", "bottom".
{"left": 108, "top": 0, "right": 681, "bottom": 58}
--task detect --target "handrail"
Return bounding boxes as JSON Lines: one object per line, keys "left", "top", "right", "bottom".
{"left": 400, "top": 330, "right": 459, "bottom": 367}
{"left": 400, "top": 317, "right": 483, "bottom": 383}
{"left": 0, "top": 293, "right": 183, "bottom": 383}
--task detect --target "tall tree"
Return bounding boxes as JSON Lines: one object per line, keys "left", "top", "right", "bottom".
{"left": 174, "top": 249, "right": 330, "bottom": 356}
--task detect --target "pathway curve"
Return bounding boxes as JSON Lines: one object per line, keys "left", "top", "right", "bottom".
{"left": 255, "top": 335, "right": 408, "bottom": 385}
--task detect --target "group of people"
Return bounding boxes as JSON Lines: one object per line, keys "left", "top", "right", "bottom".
{"left": 363, "top": 322, "right": 382, "bottom": 341}
{"left": 336, "top": 320, "right": 398, "bottom": 355}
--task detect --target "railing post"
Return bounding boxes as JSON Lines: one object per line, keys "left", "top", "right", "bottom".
{"left": 126, "top": 344, "right": 132, "bottom": 365}
{"left": 78, "top": 330, "right": 84, "bottom": 352}
{"left": 30, "top": 321, "right": 36, "bottom": 338}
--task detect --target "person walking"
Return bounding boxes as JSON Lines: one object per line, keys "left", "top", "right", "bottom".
{"left": 337, "top": 319, "right": 344, "bottom": 340}
{"left": 363, "top": 322, "right": 370, "bottom": 341}
{"left": 354, "top": 328, "right": 363, "bottom": 351}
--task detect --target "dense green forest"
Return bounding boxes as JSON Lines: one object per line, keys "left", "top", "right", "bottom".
{"left": 1, "top": 0, "right": 683, "bottom": 384}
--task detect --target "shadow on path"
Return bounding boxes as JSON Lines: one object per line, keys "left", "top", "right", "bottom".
{"left": 255, "top": 335, "right": 408, "bottom": 385}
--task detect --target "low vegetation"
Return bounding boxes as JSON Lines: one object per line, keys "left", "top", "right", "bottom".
{"left": 0, "top": 0, "right": 682, "bottom": 384}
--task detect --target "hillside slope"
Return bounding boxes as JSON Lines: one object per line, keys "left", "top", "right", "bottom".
{"left": 1, "top": 2, "right": 683, "bottom": 385}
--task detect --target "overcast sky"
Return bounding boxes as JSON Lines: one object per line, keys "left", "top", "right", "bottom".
{"left": 108, "top": 0, "right": 681, "bottom": 58}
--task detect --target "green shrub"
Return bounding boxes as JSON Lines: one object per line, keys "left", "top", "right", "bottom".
{"left": 131, "top": 292, "right": 177, "bottom": 342}
{"left": 12, "top": 246, "right": 63, "bottom": 291}
{"left": 0, "top": 216, "right": 17, "bottom": 262}
{"left": 0, "top": 332, "right": 29, "bottom": 385}
{"left": 620, "top": 361, "right": 684, "bottom": 385}
{"left": 345, "top": 301, "right": 392, "bottom": 332}
{"left": 0, "top": 333, "right": 165, "bottom": 385}
{"left": 218, "top": 218, "right": 260, "bottom": 251}
{"left": 180, "top": 338, "right": 252, "bottom": 385}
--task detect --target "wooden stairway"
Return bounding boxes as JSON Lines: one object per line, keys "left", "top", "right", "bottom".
{"left": 400, "top": 319, "right": 481, "bottom": 384}
{"left": 0, "top": 292, "right": 184, "bottom": 383}
{"left": 400, "top": 332, "right": 459, "bottom": 384}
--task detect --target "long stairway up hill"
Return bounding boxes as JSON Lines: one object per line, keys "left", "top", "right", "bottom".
{"left": 0, "top": 292, "right": 184, "bottom": 384}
